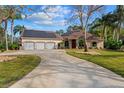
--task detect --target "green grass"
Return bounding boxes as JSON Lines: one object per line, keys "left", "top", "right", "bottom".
{"left": 0, "top": 55, "right": 41, "bottom": 88}
{"left": 66, "top": 49, "right": 124, "bottom": 77}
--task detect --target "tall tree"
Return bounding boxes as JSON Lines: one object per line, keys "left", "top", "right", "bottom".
{"left": 89, "top": 6, "right": 124, "bottom": 43}
{"left": 69, "top": 5, "right": 104, "bottom": 52}
{"left": 0, "top": 6, "right": 10, "bottom": 50}
{"left": 0, "top": 5, "right": 35, "bottom": 50}
{"left": 115, "top": 5, "right": 124, "bottom": 41}
{"left": 8, "top": 6, "right": 22, "bottom": 44}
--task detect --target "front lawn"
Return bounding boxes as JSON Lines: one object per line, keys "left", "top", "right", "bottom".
{"left": 66, "top": 49, "right": 124, "bottom": 77}
{"left": 0, "top": 55, "right": 41, "bottom": 88}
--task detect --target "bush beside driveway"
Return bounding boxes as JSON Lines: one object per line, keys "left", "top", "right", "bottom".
{"left": 66, "top": 49, "right": 124, "bottom": 77}
{"left": 0, "top": 55, "right": 41, "bottom": 88}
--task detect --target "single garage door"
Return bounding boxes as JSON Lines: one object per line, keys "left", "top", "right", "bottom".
{"left": 45, "top": 42, "right": 55, "bottom": 49}
{"left": 23, "top": 42, "right": 34, "bottom": 50}
{"left": 35, "top": 42, "right": 45, "bottom": 50}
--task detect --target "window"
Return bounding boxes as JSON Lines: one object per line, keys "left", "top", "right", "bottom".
{"left": 65, "top": 41, "right": 69, "bottom": 48}
{"left": 78, "top": 39, "right": 84, "bottom": 49}
{"left": 92, "top": 42, "right": 97, "bottom": 48}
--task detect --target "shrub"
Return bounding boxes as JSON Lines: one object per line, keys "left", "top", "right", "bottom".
{"left": 1, "top": 49, "right": 5, "bottom": 52}
{"left": 9, "top": 43, "right": 19, "bottom": 50}
{"left": 105, "top": 38, "right": 122, "bottom": 50}
{"left": 0, "top": 44, "right": 5, "bottom": 52}
{"left": 0, "top": 44, "right": 4, "bottom": 50}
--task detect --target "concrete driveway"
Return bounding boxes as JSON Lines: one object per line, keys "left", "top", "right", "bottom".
{"left": 1, "top": 50, "right": 124, "bottom": 88}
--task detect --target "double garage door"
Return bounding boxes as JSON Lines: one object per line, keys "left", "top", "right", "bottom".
{"left": 23, "top": 42, "right": 55, "bottom": 50}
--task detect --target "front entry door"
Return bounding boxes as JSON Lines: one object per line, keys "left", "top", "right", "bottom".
{"left": 72, "top": 39, "right": 76, "bottom": 48}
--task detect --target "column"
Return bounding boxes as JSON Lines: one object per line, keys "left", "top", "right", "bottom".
{"left": 76, "top": 39, "right": 79, "bottom": 49}
{"left": 69, "top": 40, "right": 72, "bottom": 49}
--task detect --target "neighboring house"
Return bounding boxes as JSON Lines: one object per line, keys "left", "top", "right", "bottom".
{"left": 20, "top": 29, "right": 104, "bottom": 50}
{"left": 61, "top": 30, "right": 104, "bottom": 49}
{"left": 20, "top": 30, "right": 62, "bottom": 50}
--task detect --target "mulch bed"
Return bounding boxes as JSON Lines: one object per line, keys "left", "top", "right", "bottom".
{"left": 75, "top": 51, "right": 101, "bottom": 55}
{"left": 0, "top": 56, "right": 17, "bottom": 62}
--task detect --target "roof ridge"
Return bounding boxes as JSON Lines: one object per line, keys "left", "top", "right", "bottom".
{"left": 25, "top": 29, "right": 56, "bottom": 33}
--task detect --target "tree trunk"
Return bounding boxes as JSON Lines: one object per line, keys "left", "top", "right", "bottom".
{"left": 115, "top": 22, "right": 121, "bottom": 41}
{"left": 104, "top": 26, "right": 107, "bottom": 43}
{"left": 78, "top": 6, "right": 88, "bottom": 52}
{"left": 117, "top": 23, "right": 121, "bottom": 41}
{"left": 11, "top": 19, "right": 14, "bottom": 44}
{"left": 83, "top": 15, "right": 89, "bottom": 52}
{"left": 113, "top": 28, "right": 116, "bottom": 40}
{"left": 4, "top": 20, "right": 8, "bottom": 51}
{"left": 101, "top": 25, "right": 105, "bottom": 39}
{"left": 116, "top": 30, "right": 120, "bottom": 42}
{"left": 84, "top": 28, "right": 88, "bottom": 52}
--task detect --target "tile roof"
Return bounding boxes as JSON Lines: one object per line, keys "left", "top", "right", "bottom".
{"left": 62, "top": 30, "right": 102, "bottom": 41}
{"left": 62, "top": 30, "right": 92, "bottom": 39}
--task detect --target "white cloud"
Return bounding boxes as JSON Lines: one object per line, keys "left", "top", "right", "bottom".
{"left": 21, "top": 14, "right": 25, "bottom": 19}
{"left": 27, "top": 12, "right": 52, "bottom": 20}
{"left": 41, "top": 6, "right": 71, "bottom": 14}
{"left": 34, "top": 20, "right": 53, "bottom": 26}
{"left": 46, "top": 6, "right": 71, "bottom": 15}
{"left": 25, "top": 25, "right": 33, "bottom": 29}
{"left": 27, "top": 6, "right": 71, "bottom": 26}
{"left": 34, "top": 19, "right": 67, "bottom": 26}
{"left": 54, "top": 20, "right": 67, "bottom": 26}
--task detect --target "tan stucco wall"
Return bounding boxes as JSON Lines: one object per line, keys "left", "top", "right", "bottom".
{"left": 97, "top": 41, "right": 104, "bottom": 49}
{"left": 87, "top": 41, "right": 104, "bottom": 49}
{"left": 87, "top": 42, "right": 91, "bottom": 48}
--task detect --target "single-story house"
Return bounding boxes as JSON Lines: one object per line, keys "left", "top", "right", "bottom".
{"left": 20, "top": 29, "right": 104, "bottom": 50}
{"left": 61, "top": 30, "right": 104, "bottom": 49}
{"left": 20, "top": 30, "right": 62, "bottom": 50}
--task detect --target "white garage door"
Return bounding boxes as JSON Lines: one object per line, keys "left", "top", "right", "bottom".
{"left": 45, "top": 42, "right": 55, "bottom": 49}
{"left": 23, "top": 42, "right": 34, "bottom": 50}
{"left": 35, "top": 42, "right": 45, "bottom": 50}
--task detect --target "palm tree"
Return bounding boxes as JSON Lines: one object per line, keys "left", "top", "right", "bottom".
{"left": 88, "top": 18, "right": 104, "bottom": 38}
{"left": 89, "top": 13, "right": 118, "bottom": 43}
{"left": 10, "top": 13, "right": 22, "bottom": 44}
{"left": 114, "top": 5, "right": 124, "bottom": 41}
{"left": 0, "top": 5, "right": 34, "bottom": 51}
{"left": 3, "top": 6, "right": 22, "bottom": 44}
{"left": 13, "top": 25, "right": 25, "bottom": 36}
{"left": 0, "top": 6, "right": 10, "bottom": 51}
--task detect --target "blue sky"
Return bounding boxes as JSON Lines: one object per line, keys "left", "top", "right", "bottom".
{"left": 8, "top": 5, "right": 116, "bottom": 33}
